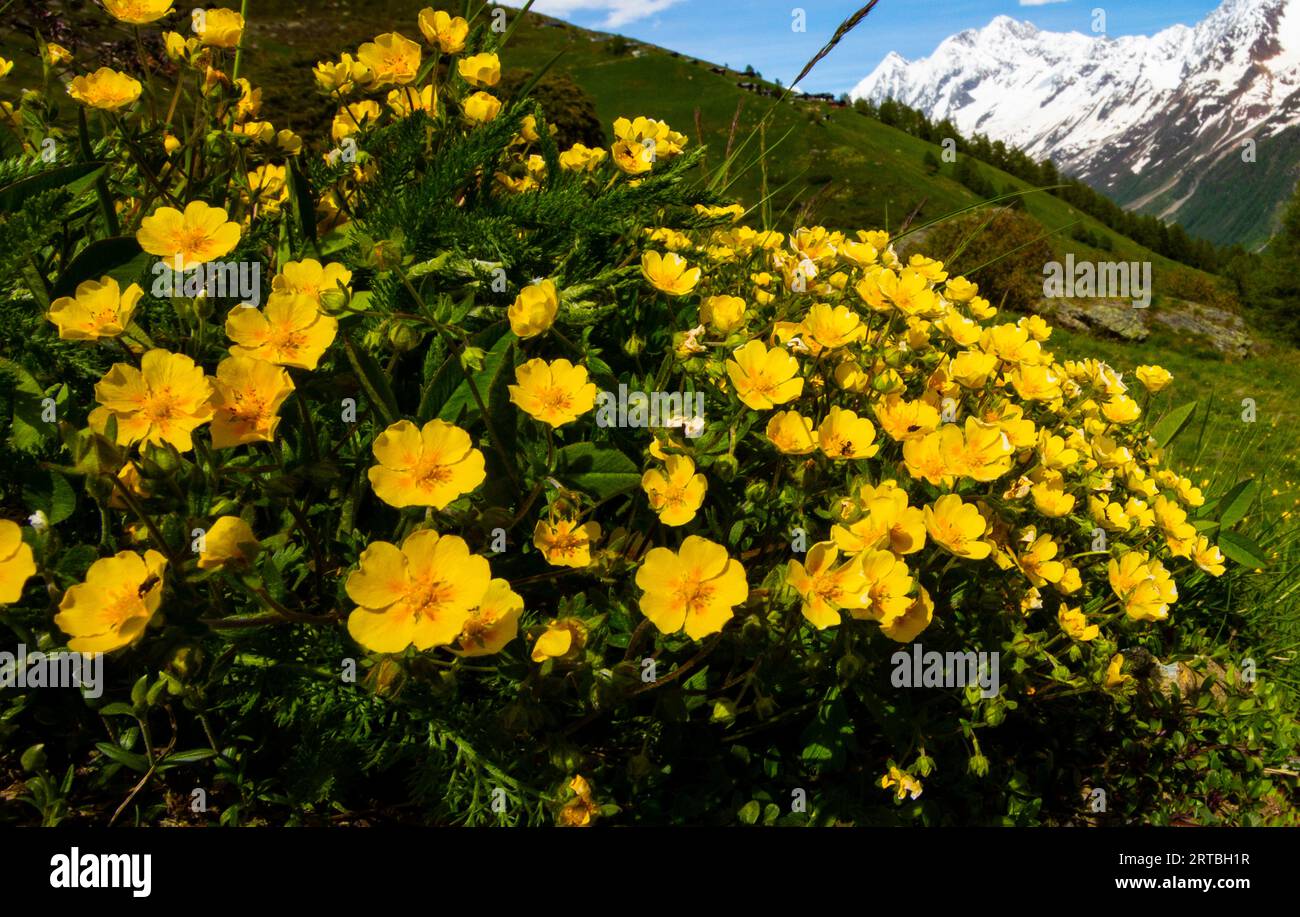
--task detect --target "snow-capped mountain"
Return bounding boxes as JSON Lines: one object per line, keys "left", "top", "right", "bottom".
{"left": 850, "top": 0, "right": 1300, "bottom": 245}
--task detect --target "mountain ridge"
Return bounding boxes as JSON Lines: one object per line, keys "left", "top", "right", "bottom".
{"left": 850, "top": 0, "right": 1300, "bottom": 247}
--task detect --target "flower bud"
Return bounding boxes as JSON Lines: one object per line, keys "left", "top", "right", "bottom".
{"left": 387, "top": 322, "right": 421, "bottom": 352}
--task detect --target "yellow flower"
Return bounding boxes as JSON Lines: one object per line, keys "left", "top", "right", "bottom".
{"left": 944, "top": 276, "right": 978, "bottom": 302}
{"left": 0, "top": 520, "right": 36, "bottom": 605}
{"left": 357, "top": 31, "right": 422, "bottom": 85}
{"left": 613, "top": 116, "right": 686, "bottom": 158}
{"left": 726, "top": 340, "right": 803, "bottom": 411}
{"left": 1135, "top": 365, "right": 1172, "bottom": 393}
{"left": 463, "top": 91, "right": 502, "bottom": 123}
{"left": 559, "top": 143, "right": 607, "bottom": 172}
{"left": 508, "top": 279, "right": 559, "bottom": 339}
{"left": 508, "top": 358, "right": 598, "bottom": 427}
{"left": 209, "top": 355, "right": 295, "bottom": 449}
{"left": 902, "top": 424, "right": 963, "bottom": 487}
{"left": 960, "top": 417, "right": 1013, "bottom": 482}
{"left": 457, "top": 52, "right": 500, "bottom": 87}
{"left": 418, "top": 8, "right": 469, "bottom": 53}
{"left": 346, "top": 530, "right": 490, "bottom": 652}
{"left": 244, "top": 163, "right": 288, "bottom": 214}
{"left": 880, "top": 586, "right": 934, "bottom": 642}
{"left": 802, "top": 303, "right": 864, "bottom": 350}
{"left": 455, "top": 579, "right": 524, "bottom": 656}
{"left": 855, "top": 549, "right": 915, "bottom": 624}
{"left": 874, "top": 394, "right": 940, "bottom": 442}
{"left": 0, "top": 57, "right": 12, "bottom": 80}
{"left": 787, "top": 541, "right": 867, "bottom": 629}
{"left": 831, "top": 481, "right": 926, "bottom": 555}
{"left": 1108, "top": 551, "right": 1178, "bottom": 622}
{"left": 531, "top": 617, "right": 587, "bottom": 662}
{"left": 368, "top": 419, "right": 486, "bottom": 509}
{"left": 103, "top": 0, "right": 175, "bottom": 25}
{"left": 1058, "top": 604, "right": 1099, "bottom": 641}
{"left": 765, "top": 410, "right": 817, "bottom": 455}
{"left": 1191, "top": 536, "right": 1226, "bottom": 576}
{"left": 1102, "top": 394, "right": 1141, "bottom": 424}
{"left": 534, "top": 518, "right": 601, "bottom": 567}
{"left": 47, "top": 276, "right": 142, "bottom": 341}
{"left": 1010, "top": 364, "right": 1062, "bottom": 402}
{"left": 194, "top": 7, "right": 244, "bottom": 48}
{"left": 880, "top": 766, "right": 923, "bottom": 801}
{"left": 54, "top": 550, "right": 167, "bottom": 653}
{"left": 636, "top": 536, "right": 747, "bottom": 639}
{"left": 1105, "top": 653, "right": 1132, "bottom": 689}
{"left": 923, "top": 494, "right": 991, "bottom": 560}
{"left": 331, "top": 99, "right": 382, "bottom": 141}
{"left": 136, "top": 200, "right": 241, "bottom": 271}
{"left": 68, "top": 67, "right": 142, "bottom": 111}
{"left": 1030, "top": 478, "right": 1076, "bottom": 518}
{"left": 163, "top": 31, "right": 189, "bottom": 61}
{"left": 315, "top": 53, "right": 372, "bottom": 94}
{"left": 43, "top": 43, "right": 73, "bottom": 66}
{"left": 612, "top": 139, "right": 654, "bottom": 175}
{"left": 558, "top": 775, "right": 599, "bottom": 827}
{"left": 1018, "top": 531, "right": 1064, "bottom": 587}
{"left": 225, "top": 293, "right": 338, "bottom": 370}
{"left": 387, "top": 84, "right": 436, "bottom": 118}
{"left": 876, "top": 268, "right": 939, "bottom": 317}
{"left": 642, "top": 455, "right": 707, "bottom": 526}
{"left": 817, "top": 406, "right": 879, "bottom": 460}
{"left": 197, "top": 516, "right": 258, "bottom": 570}
{"left": 700, "top": 295, "right": 745, "bottom": 332}
{"left": 94, "top": 349, "right": 214, "bottom": 451}
{"left": 948, "top": 349, "right": 999, "bottom": 389}
{"left": 272, "top": 259, "right": 352, "bottom": 304}
{"left": 641, "top": 251, "right": 700, "bottom": 297}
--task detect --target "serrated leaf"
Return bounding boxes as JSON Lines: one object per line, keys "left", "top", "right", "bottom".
{"left": 0, "top": 161, "right": 103, "bottom": 213}
{"left": 555, "top": 442, "right": 640, "bottom": 499}
{"left": 1150, "top": 400, "right": 1198, "bottom": 449}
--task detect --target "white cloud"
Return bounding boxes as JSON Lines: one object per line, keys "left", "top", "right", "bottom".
{"left": 498, "top": 0, "right": 685, "bottom": 28}
{"left": 1018, "top": 0, "right": 1069, "bottom": 6}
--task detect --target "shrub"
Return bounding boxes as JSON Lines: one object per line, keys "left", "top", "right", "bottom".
{"left": 921, "top": 209, "right": 1053, "bottom": 314}
{"left": 0, "top": 4, "right": 1294, "bottom": 827}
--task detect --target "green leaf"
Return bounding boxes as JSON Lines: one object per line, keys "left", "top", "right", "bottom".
{"left": 287, "top": 157, "right": 318, "bottom": 245}
{"left": 159, "top": 749, "right": 218, "bottom": 767}
{"left": 1150, "top": 400, "right": 1198, "bottom": 449}
{"left": 436, "top": 329, "right": 513, "bottom": 425}
{"left": 737, "top": 800, "right": 761, "bottom": 825}
{"left": 97, "top": 703, "right": 137, "bottom": 717}
{"left": 555, "top": 443, "right": 641, "bottom": 499}
{"left": 1217, "top": 532, "right": 1268, "bottom": 569}
{"left": 343, "top": 335, "right": 399, "bottom": 425}
{"left": 0, "top": 161, "right": 104, "bottom": 213}
{"left": 94, "top": 742, "right": 150, "bottom": 773}
{"left": 21, "top": 469, "right": 76, "bottom": 525}
{"left": 0, "top": 357, "right": 49, "bottom": 452}
{"left": 1216, "top": 480, "right": 1257, "bottom": 529}
{"left": 53, "top": 236, "right": 147, "bottom": 300}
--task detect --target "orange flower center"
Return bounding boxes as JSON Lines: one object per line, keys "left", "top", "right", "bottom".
{"left": 225, "top": 390, "right": 269, "bottom": 427}
{"left": 267, "top": 326, "right": 307, "bottom": 356}
{"left": 141, "top": 388, "right": 181, "bottom": 426}
{"left": 675, "top": 577, "right": 714, "bottom": 616}
{"left": 407, "top": 575, "right": 454, "bottom": 621}
{"left": 546, "top": 529, "right": 589, "bottom": 558}
{"left": 538, "top": 386, "right": 573, "bottom": 416}
{"left": 175, "top": 228, "right": 212, "bottom": 262}
{"left": 414, "top": 457, "right": 452, "bottom": 489}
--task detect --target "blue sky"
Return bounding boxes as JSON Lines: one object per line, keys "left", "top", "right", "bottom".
{"left": 503, "top": 0, "right": 1226, "bottom": 93}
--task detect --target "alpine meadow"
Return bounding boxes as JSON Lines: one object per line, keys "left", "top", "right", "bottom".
{"left": 1, "top": 0, "right": 1299, "bottom": 834}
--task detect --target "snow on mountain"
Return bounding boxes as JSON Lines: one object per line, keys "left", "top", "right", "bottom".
{"left": 850, "top": 0, "right": 1300, "bottom": 239}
